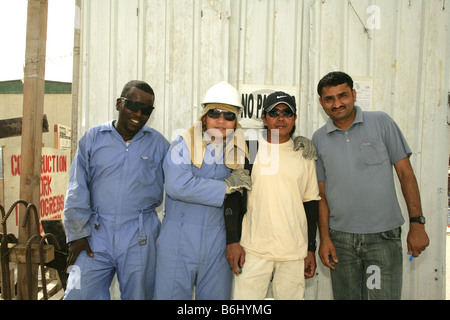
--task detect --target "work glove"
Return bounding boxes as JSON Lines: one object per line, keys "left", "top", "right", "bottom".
{"left": 225, "top": 168, "right": 252, "bottom": 194}
{"left": 293, "top": 136, "right": 317, "bottom": 160}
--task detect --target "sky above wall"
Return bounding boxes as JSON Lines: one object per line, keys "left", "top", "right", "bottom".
{"left": 0, "top": 0, "right": 75, "bottom": 83}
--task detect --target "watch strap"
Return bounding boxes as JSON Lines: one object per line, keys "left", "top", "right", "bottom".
{"left": 409, "top": 216, "right": 425, "bottom": 224}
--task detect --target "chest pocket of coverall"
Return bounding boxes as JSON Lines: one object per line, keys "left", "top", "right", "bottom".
{"left": 138, "top": 156, "right": 161, "bottom": 186}
{"left": 360, "top": 140, "right": 388, "bottom": 166}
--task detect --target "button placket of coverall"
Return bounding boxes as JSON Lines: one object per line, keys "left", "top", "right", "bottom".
{"left": 138, "top": 210, "right": 147, "bottom": 246}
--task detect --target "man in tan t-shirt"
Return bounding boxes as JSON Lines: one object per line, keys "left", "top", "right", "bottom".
{"left": 231, "top": 91, "right": 320, "bottom": 300}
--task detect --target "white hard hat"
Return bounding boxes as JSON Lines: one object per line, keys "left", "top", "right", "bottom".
{"left": 201, "top": 81, "right": 242, "bottom": 112}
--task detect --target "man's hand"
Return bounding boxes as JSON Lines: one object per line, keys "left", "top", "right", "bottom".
{"left": 304, "top": 251, "right": 317, "bottom": 278}
{"left": 318, "top": 237, "right": 338, "bottom": 270}
{"left": 226, "top": 243, "right": 245, "bottom": 276}
{"left": 407, "top": 223, "right": 430, "bottom": 258}
{"left": 67, "top": 237, "right": 93, "bottom": 267}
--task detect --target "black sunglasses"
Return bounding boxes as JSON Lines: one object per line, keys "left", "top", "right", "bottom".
{"left": 121, "top": 97, "right": 154, "bottom": 116}
{"left": 267, "top": 108, "right": 295, "bottom": 118}
{"left": 207, "top": 109, "right": 236, "bottom": 121}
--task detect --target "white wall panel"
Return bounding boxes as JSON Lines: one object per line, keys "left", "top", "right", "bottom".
{"left": 307, "top": 0, "right": 450, "bottom": 300}
{"left": 75, "top": 0, "right": 450, "bottom": 299}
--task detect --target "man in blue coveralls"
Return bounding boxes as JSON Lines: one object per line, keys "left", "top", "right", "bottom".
{"left": 63, "top": 80, "right": 169, "bottom": 300}
{"left": 154, "top": 82, "right": 252, "bottom": 300}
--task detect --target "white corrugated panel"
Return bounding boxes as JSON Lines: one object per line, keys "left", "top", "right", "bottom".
{"left": 75, "top": 0, "right": 450, "bottom": 299}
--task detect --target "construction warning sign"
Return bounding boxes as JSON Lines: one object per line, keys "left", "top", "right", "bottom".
{"left": 2, "top": 146, "right": 70, "bottom": 235}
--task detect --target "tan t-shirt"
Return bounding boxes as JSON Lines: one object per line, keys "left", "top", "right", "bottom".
{"left": 240, "top": 138, "right": 320, "bottom": 261}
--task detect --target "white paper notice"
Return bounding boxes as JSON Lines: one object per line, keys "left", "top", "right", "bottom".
{"left": 354, "top": 78, "right": 373, "bottom": 111}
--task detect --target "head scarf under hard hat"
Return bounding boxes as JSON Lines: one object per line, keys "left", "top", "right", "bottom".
{"left": 181, "top": 92, "right": 249, "bottom": 170}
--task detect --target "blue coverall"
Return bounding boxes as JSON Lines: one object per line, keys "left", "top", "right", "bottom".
{"left": 154, "top": 136, "right": 232, "bottom": 299}
{"left": 63, "top": 121, "right": 169, "bottom": 300}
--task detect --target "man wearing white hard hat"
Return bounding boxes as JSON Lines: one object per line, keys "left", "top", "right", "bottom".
{"left": 154, "top": 82, "right": 252, "bottom": 299}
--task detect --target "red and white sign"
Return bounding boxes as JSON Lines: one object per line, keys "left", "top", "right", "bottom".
{"left": 2, "top": 146, "right": 70, "bottom": 235}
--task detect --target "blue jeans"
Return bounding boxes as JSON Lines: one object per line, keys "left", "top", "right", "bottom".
{"left": 329, "top": 227, "right": 403, "bottom": 300}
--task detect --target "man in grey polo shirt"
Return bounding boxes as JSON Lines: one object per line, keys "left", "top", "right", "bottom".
{"left": 312, "top": 71, "right": 429, "bottom": 300}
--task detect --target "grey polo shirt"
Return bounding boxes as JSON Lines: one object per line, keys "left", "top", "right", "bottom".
{"left": 312, "top": 106, "right": 411, "bottom": 233}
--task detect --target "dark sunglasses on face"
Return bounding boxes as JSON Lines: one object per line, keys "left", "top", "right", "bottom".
{"left": 121, "top": 97, "right": 154, "bottom": 116}
{"left": 207, "top": 109, "right": 236, "bottom": 121}
{"left": 267, "top": 108, "right": 295, "bottom": 118}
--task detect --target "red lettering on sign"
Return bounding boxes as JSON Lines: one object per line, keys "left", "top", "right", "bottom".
{"left": 59, "top": 155, "right": 67, "bottom": 172}
{"left": 40, "top": 175, "right": 53, "bottom": 197}
{"left": 9, "top": 154, "right": 68, "bottom": 176}
{"left": 10, "top": 155, "right": 20, "bottom": 176}
{"left": 40, "top": 194, "right": 65, "bottom": 219}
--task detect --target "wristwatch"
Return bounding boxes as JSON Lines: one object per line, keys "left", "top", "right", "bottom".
{"left": 409, "top": 216, "right": 426, "bottom": 224}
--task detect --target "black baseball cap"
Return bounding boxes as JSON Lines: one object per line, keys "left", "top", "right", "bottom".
{"left": 263, "top": 91, "right": 297, "bottom": 114}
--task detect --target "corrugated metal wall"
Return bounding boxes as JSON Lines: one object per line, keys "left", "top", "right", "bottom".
{"left": 75, "top": 0, "right": 450, "bottom": 299}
